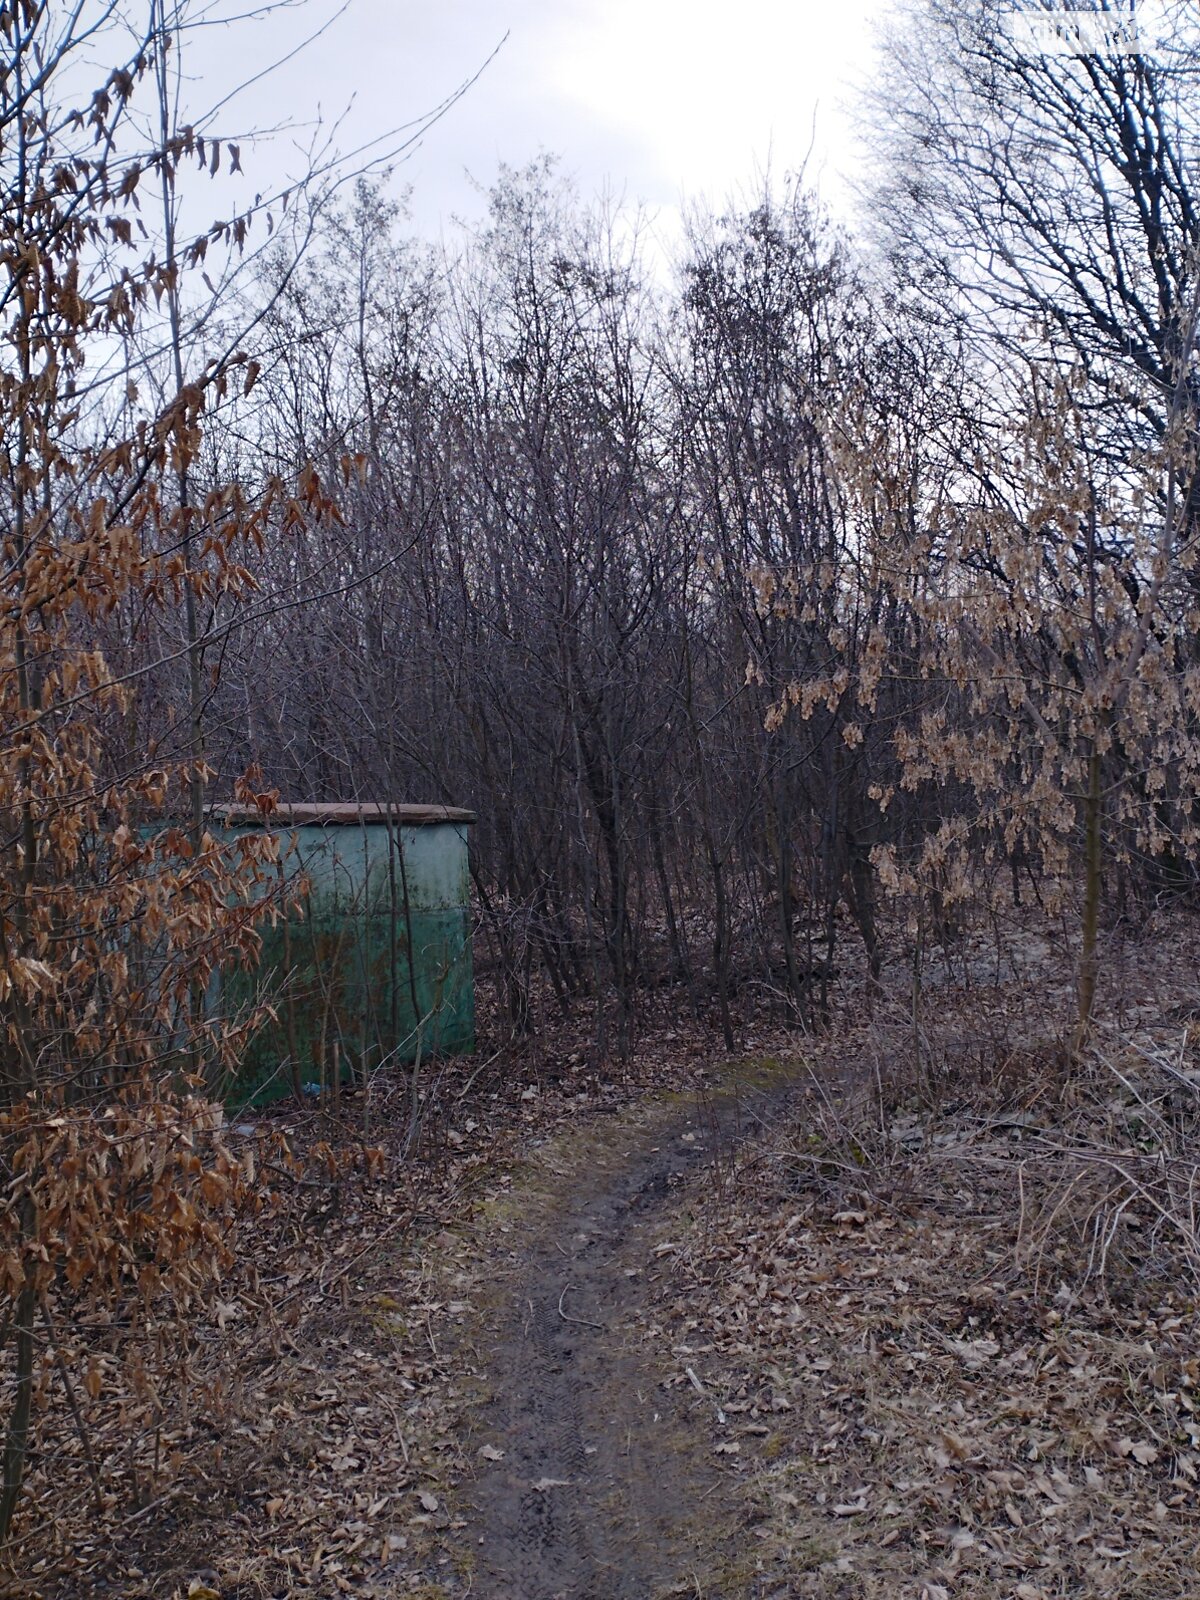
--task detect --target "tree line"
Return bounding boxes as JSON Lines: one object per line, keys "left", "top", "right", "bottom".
{"left": 160, "top": 0, "right": 1200, "bottom": 1056}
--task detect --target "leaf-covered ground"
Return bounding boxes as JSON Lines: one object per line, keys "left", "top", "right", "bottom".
{"left": 15, "top": 1006, "right": 760, "bottom": 1598}
{"left": 626, "top": 925, "right": 1200, "bottom": 1598}
{"left": 638, "top": 1119, "right": 1200, "bottom": 1597}
{"left": 11, "top": 920, "right": 1200, "bottom": 1598}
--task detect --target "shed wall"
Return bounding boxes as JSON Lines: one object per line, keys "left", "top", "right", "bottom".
{"left": 216, "top": 817, "right": 473, "bottom": 1102}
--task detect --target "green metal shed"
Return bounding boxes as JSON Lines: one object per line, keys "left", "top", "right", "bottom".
{"left": 210, "top": 802, "right": 474, "bottom": 1103}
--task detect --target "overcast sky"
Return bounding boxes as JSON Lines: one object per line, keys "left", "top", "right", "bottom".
{"left": 187, "top": 0, "right": 891, "bottom": 253}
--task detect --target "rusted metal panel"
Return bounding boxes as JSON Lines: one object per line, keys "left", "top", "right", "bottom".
{"left": 210, "top": 801, "right": 476, "bottom": 827}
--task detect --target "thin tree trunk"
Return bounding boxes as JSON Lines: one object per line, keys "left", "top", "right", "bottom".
{"left": 1074, "top": 743, "right": 1103, "bottom": 1058}
{"left": 0, "top": 1200, "right": 37, "bottom": 1544}
{"left": 707, "top": 835, "right": 735, "bottom": 1051}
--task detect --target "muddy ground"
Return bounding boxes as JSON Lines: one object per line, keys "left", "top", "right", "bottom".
{"left": 451, "top": 1066, "right": 804, "bottom": 1599}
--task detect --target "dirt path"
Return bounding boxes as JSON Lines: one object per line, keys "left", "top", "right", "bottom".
{"left": 456, "top": 1066, "right": 802, "bottom": 1600}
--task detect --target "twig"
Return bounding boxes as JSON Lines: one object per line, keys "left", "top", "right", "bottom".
{"left": 40, "top": 1296, "right": 103, "bottom": 1518}
{"left": 304, "top": 1205, "right": 416, "bottom": 1303}
{"left": 557, "top": 1283, "right": 606, "bottom": 1331}
{"left": 454, "top": 1043, "right": 506, "bottom": 1100}
{"left": 378, "top": 1391, "right": 411, "bottom": 1469}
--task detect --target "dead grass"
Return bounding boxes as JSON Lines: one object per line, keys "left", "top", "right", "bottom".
{"left": 634, "top": 916, "right": 1200, "bottom": 1598}
{"left": 644, "top": 1172, "right": 1200, "bottom": 1596}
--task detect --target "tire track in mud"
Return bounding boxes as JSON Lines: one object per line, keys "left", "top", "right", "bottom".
{"left": 463, "top": 1067, "right": 803, "bottom": 1600}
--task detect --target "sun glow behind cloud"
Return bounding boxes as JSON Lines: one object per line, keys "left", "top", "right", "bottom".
{"left": 543, "top": 0, "right": 879, "bottom": 209}
{"left": 184, "top": 0, "right": 887, "bottom": 251}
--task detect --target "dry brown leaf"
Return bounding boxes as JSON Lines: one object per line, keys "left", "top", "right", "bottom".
{"left": 1116, "top": 1437, "right": 1159, "bottom": 1465}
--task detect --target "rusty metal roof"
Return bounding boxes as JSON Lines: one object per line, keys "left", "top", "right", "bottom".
{"left": 209, "top": 802, "right": 475, "bottom": 827}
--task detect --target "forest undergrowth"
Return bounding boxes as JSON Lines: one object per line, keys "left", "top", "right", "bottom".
{"left": 633, "top": 912, "right": 1200, "bottom": 1597}
{"left": 4, "top": 906, "right": 1197, "bottom": 1598}
{"left": 8, "top": 967, "right": 756, "bottom": 1598}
